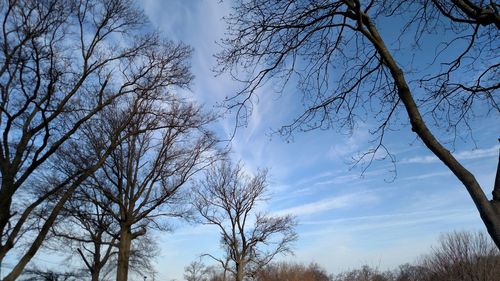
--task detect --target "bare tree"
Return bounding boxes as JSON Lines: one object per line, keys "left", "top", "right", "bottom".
{"left": 82, "top": 97, "right": 219, "bottom": 281}
{"left": 194, "top": 161, "right": 297, "bottom": 281}
{"left": 45, "top": 164, "right": 161, "bottom": 281}
{"left": 0, "top": 0, "right": 195, "bottom": 279}
{"left": 217, "top": 0, "right": 500, "bottom": 247}
{"left": 36, "top": 96, "right": 167, "bottom": 281}
{"left": 184, "top": 261, "right": 208, "bottom": 281}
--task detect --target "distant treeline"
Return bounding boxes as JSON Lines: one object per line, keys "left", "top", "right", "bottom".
{"left": 184, "top": 231, "right": 500, "bottom": 281}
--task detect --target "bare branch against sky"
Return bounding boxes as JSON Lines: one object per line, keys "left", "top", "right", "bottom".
{"left": 217, "top": 0, "right": 500, "bottom": 248}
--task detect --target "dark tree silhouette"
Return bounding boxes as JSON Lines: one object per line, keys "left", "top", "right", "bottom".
{"left": 0, "top": 0, "right": 194, "bottom": 279}
{"left": 81, "top": 97, "right": 219, "bottom": 281}
{"left": 45, "top": 182, "right": 157, "bottom": 281}
{"left": 217, "top": 0, "right": 500, "bottom": 247}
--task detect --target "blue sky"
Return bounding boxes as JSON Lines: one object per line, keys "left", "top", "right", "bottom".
{"left": 135, "top": 1, "right": 500, "bottom": 280}
{"left": 8, "top": 1, "right": 497, "bottom": 280}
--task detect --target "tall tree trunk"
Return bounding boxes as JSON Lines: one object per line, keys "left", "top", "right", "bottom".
{"left": 90, "top": 247, "right": 101, "bottom": 281}
{"left": 91, "top": 268, "right": 100, "bottom": 281}
{"left": 358, "top": 12, "right": 500, "bottom": 248}
{"left": 116, "top": 225, "right": 132, "bottom": 281}
{"left": 493, "top": 149, "right": 500, "bottom": 204}
{"left": 0, "top": 176, "right": 14, "bottom": 262}
{"left": 0, "top": 193, "right": 12, "bottom": 262}
{"left": 235, "top": 260, "right": 245, "bottom": 281}
{"left": 91, "top": 248, "right": 101, "bottom": 281}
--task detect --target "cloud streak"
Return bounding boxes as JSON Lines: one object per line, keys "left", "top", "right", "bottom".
{"left": 401, "top": 171, "right": 451, "bottom": 181}
{"left": 300, "top": 208, "right": 477, "bottom": 236}
{"left": 274, "top": 191, "right": 378, "bottom": 217}
{"left": 400, "top": 144, "right": 499, "bottom": 164}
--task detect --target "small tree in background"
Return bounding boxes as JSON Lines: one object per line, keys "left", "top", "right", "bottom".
{"left": 184, "top": 261, "right": 208, "bottom": 281}
{"left": 194, "top": 161, "right": 298, "bottom": 281}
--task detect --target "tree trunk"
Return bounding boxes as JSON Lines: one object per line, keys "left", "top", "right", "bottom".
{"left": 0, "top": 189, "right": 13, "bottom": 262}
{"left": 493, "top": 149, "right": 500, "bottom": 203}
{"left": 0, "top": 176, "right": 14, "bottom": 262}
{"left": 235, "top": 260, "right": 245, "bottom": 281}
{"left": 358, "top": 12, "right": 500, "bottom": 248}
{"left": 91, "top": 247, "right": 101, "bottom": 281}
{"left": 116, "top": 225, "right": 132, "bottom": 281}
{"left": 78, "top": 246, "right": 101, "bottom": 281}
{"left": 91, "top": 269, "right": 100, "bottom": 281}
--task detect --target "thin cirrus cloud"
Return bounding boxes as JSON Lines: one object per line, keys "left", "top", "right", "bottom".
{"left": 328, "top": 128, "right": 370, "bottom": 158}
{"left": 400, "top": 144, "right": 499, "bottom": 164}
{"left": 314, "top": 168, "right": 388, "bottom": 186}
{"left": 274, "top": 191, "right": 379, "bottom": 217}
{"left": 401, "top": 171, "right": 451, "bottom": 181}
{"left": 299, "top": 208, "right": 477, "bottom": 236}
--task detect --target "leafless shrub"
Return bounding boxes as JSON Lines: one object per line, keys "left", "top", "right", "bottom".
{"left": 255, "top": 261, "right": 333, "bottom": 281}
{"left": 419, "top": 231, "right": 500, "bottom": 281}
{"left": 333, "top": 265, "right": 392, "bottom": 281}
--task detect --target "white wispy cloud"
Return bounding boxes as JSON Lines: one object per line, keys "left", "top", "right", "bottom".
{"left": 328, "top": 125, "right": 370, "bottom": 160}
{"left": 400, "top": 144, "right": 499, "bottom": 164}
{"left": 315, "top": 168, "right": 388, "bottom": 186}
{"left": 401, "top": 171, "right": 451, "bottom": 181}
{"left": 301, "top": 208, "right": 475, "bottom": 229}
{"left": 315, "top": 174, "right": 362, "bottom": 186}
{"left": 274, "top": 191, "right": 378, "bottom": 217}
